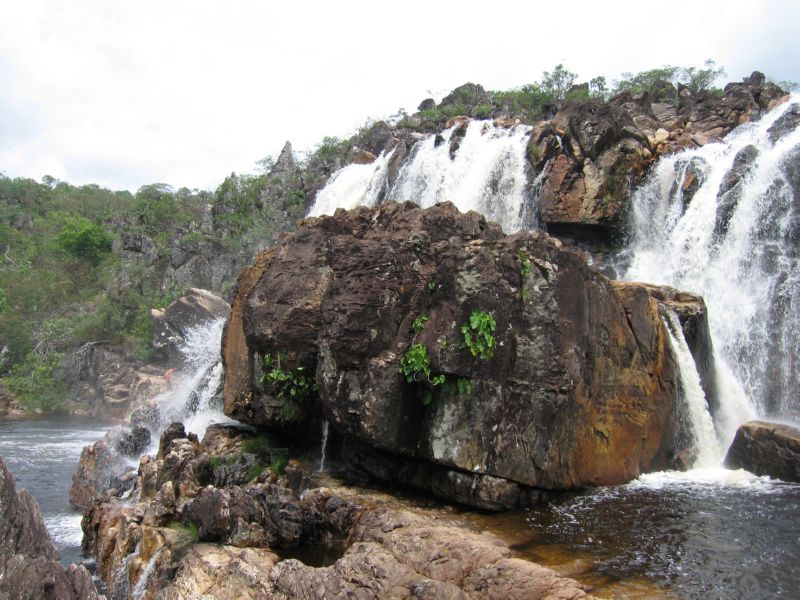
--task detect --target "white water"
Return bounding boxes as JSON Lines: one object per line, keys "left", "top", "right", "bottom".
{"left": 309, "top": 120, "right": 534, "bottom": 234}
{"left": 624, "top": 97, "right": 800, "bottom": 446}
{"left": 152, "top": 318, "right": 236, "bottom": 441}
{"left": 318, "top": 420, "right": 329, "bottom": 472}
{"left": 132, "top": 547, "right": 163, "bottom": 600}
{"left": 309, "top": 150, "right": 396, "bottom": 216}
{"left": 663, "top": 309, "right": 721, "bottom": 467}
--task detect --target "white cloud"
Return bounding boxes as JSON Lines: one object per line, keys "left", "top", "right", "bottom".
{"left": 0, "top": 0, "right": 797, "bottom": 191}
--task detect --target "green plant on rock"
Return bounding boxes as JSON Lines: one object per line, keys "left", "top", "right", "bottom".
{"left": 411, "top": 314, "right": 429, "bottom": 334}
{"left": 168, "top": 522, "right": 200, "bottom": 549}
{"left": 399, "top": 343, "right": 432, "bottom": 384}
{"left": 261, "top": 352, "right": 317, "bottom": 421}
{"left": 461, "top": 310, "right": 497, "bottom": 360}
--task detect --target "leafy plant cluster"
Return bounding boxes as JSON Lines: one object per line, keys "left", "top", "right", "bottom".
{"left": 260, "top": 352, "right": 318, "bottom": 419}
{"left": 460, "top": 310, "right": 497, "bottom": 360}
{"left": 399, "top": 310, "right": 496, "bottom": 405}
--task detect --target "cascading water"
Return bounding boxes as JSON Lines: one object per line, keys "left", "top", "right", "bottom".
{"left": 318, "top": 420, "right": 329, "bottom": 472}
{"left": 309, "top": 119, "right": 534, "bottom": 234}
{"left": 662, "top": 309, "right": 721, "bottom": 467}
{"left": 151, "top": 318, "right": 236, "bottom": 440}
{"left": 622, "top": 96, "right": 800, "bottom": 446}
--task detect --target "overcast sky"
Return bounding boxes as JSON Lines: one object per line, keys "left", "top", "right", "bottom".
{"left": 1, "top": 0, "right": 798, "bottom": 192}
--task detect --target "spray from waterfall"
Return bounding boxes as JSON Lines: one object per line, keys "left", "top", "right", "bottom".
{"left": 623, "top": 97, "right": 800, "bottom": 442}
{"left": 308, "top": 120, "right": 534, "bottom": 234}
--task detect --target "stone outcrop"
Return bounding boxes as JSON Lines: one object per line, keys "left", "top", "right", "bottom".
{"left": 80, "top": 426, "right": 593, "bottom": 599}
{"left": 0, "top": 457, "right": 101, "bottom": 599}
{"left": 724, "top": 421, "right": 800, "bottom": 482}
{"left": 151, "top": 287, "right": 230, "bottom": 367}
{"left": 223, "top": 201, "right": 686, "bottom": 507}
{"left": 67, "top": 342, "right": 168, "bottom": 420}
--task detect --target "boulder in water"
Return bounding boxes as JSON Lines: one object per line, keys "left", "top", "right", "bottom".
{"left": 724, "top": 420, "right": 800, "bottom": 482}
{"left": 0, "top": 457, "right": 100, "bottom": 599}
{"left": 222, "top": 201, "right": 685, "bottom": 507}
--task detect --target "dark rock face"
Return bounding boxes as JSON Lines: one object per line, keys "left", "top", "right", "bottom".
{"left": 0, "top": 457, "right": 100, "bottom": 599}
{"left": 223, "top": 202, "right": 685, "bottom": 506}
{"left": 724, "top": 421, "right": 800, "bottom": 482}
{"left": 151, "top": 287, "right": 230, "bottom": 367}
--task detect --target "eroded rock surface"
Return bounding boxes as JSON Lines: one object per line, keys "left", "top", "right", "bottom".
{"left": 0, "top": 457, "right": 101, "bottom": 599}
{"left": 80, "top": 427, "right": 593, "bottom": 600}
{"left": 223, "top": 201, "right": 686, "bottom": 507}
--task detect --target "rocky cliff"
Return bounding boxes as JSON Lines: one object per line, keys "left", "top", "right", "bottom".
{"left": 0, "top": 457, "right": 101, "bottom": 599}
{"left": 222, "top": 201, "right": 691, "bottom": 508}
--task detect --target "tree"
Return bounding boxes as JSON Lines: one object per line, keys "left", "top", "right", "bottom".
{"left": 541, "top": 64, "right": 578, "bottom": 105}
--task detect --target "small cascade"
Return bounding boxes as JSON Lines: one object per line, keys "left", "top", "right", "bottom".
{"left": 111, "top": 541, "right": 140, "bottom": 600}
{"left": 623, "top": 96, "right": 800, "bottom": 438}
{"left": 132, "top": 548, "right": 163, "bottom": 600}
{"left": 662, "top": 309, "right": 721, "bottom": 467}
{"left": 309, "top": 119, "right": 534, "bottom": 234}
{"left": 318, "top": 420, "right": 329, "bottom": 472}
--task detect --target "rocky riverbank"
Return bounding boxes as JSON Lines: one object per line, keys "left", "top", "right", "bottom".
{"left": 0, "top": 457, "right": 101, "bottom": 599}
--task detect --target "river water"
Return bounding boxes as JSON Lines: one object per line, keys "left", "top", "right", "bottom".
{"left": 0, "top": 416, "right": 109, "bottom": 566}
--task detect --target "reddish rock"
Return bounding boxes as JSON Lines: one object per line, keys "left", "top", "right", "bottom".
{"left": 724, "top": 421, "right": 800, "bottom": 481}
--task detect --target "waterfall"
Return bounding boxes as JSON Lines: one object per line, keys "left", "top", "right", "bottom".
{"left": 622, "top": 97, "right": 800, "bottom": 445}
{"left": 132, "top": 547, "right": 163, "bottom": 600}
{"left": 309, "top": 119, "right": 534, "bottom": 234}
{"left": 318, "top": 420, "right": 329, "bottom": 472}
{"left": 151, "top": 318, "right": 236, "bottom": 442}
{"left": 308, "top": 150, "right": 396, "bottom": 217}
{"left": 663, "top": 309, "right": 721, "bottom": 467}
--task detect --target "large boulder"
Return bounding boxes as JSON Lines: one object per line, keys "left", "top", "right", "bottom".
{"left": 724, "top": 421, "right": 800, "bottom": 481}
{"left": 223, "top": 202, "right": 685, "bottom": 507}
{"left": 0, "top": 457, "right": 101, "bottom": 599}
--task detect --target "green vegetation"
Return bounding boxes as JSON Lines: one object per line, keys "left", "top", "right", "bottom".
{"left": 411, "top": 314, "right": 429, "bottom": 334}
{"left": 241, "top": 434, "right": 288, "bottom": 479}
{"left": 612, "top": 60, "right": 726, "bottom": 97}
{"left": 168, "top": 521, "right": 200, "bottom": 549}
{"left": 399, "top": 343, "right": 434, "bottom": 384}
{"left": 461, "top": 310, "right": 497, "bottom": 360}
{"left": 260, "top": 353, "right": 318, "bottom": 421}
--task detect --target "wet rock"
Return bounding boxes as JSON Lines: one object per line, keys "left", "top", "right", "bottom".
{"left": 70, "top": 429, "right": 142, "bottom": 511}
{"left": 223, "top": 202, "right": 684, "bottom": 506}
{"left": 714, "top": 144, "right": 759, "bottom": 239}
{"left": 0, "top": 458, "right": 100, "bottom": 599}
{"left": 767, "top": 102, "right": 800, "bottom": 143}
{"left": 724, "top": 421, "right": 800, "bottom": 481}
{"left": 612, "top": 282, "right": 718, "bottom": 418}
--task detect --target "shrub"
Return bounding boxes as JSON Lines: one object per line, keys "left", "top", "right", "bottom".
{"left": 56, "top": 216, "right": 112, "bottom": 265}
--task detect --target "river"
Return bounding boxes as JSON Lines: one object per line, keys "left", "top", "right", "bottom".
{"left": 0, "top": 416, "right": 109, "bottom": 566}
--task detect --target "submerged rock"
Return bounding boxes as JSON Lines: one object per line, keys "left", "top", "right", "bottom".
{"left": 724, "top": 420, "right": 800, "bottom": 482}
{"left": 0, "top": 457, "right": 101, "bottom": 599}
{"left": 223, "top": 201, "right": 686, "bottom": 507}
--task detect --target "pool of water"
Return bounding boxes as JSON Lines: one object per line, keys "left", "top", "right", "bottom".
{"left": 0, "top": 416, "right": 110, "bottom": 566}
{"left": 464, "top": 469, "right": 800, "bottom": 599}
